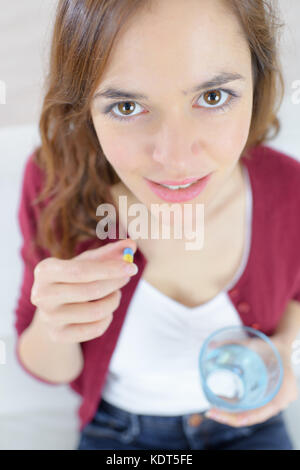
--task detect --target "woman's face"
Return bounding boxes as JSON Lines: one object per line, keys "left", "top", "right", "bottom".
{"left": 90, "top": 0, "right": 253, "bottom": 221}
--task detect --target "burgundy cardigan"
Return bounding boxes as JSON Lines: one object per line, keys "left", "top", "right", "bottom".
{"left": 14, "top": 145, "right": 300, "bottom": 431}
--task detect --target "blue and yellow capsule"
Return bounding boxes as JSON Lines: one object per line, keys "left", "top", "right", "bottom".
{"left": 123, "top": 247, "right": 134, "bottom": 263}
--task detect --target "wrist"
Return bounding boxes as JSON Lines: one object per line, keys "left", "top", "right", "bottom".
{"left": 270, "top": 333, "right": 294, "bottom": 359}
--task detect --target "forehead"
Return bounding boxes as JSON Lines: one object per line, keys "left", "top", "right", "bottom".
{"left": 100, "top": 0, "right": 249, "bottom": 86}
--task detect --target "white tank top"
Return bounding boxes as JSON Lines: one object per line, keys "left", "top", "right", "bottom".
{"left": 101, "top": 165, "right": 253, "bottom": 415}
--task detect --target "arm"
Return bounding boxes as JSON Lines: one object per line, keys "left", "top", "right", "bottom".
{"left": 272, "top": 299, "right": 300, "bottom": 354}
{"left": 15, "top": 154, "right": 83, "bottom": 385}
{"left": 17, "top": 307, "right": 84, "bottom": 384}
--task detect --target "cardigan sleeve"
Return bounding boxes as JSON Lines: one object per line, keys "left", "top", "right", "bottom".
{"left": 14, "top": 152, "right": 59, "bottom": 385}
{"left": 291, "top": 232, "right": 300, "bottom": 304}
{"left": 291, "top": 274, "right": 300, "bottom": 303}
{"left": 292, "top": 293, "right": 300, "bottom": 303}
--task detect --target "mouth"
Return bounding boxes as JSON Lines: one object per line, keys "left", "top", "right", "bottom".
{"left": 144, "top": 173, "right": 213, "bottom": 202}
{"left": 150, "top": 176, "right": 201, "bottom": 187}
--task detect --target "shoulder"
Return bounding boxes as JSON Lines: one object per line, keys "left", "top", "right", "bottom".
{"left": 21, "top": 149, "right": 46, "bottom": 198}
{"left": 245, "top": 144, "right": 300, "bottom": 176}
{"left": 21, "top": 149, "right": 111, "bottom": 256}
{"left": 243, "top": 145, "right": 300, "bottom": 255}
{"left": 243, "top": 144, "right": 300, "bottom": 201}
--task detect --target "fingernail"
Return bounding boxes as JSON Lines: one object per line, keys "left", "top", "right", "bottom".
{"left": 240, "top": 417, "right": 249, "bottom": 425}
{"left": 216, "top": 415, "right": 228, "bottom": 423}
{"left": 124, "top": 263, "right": 138, "bottom": 275}
{"left": 205, "top": 410, "right": 229, "bottom": 424}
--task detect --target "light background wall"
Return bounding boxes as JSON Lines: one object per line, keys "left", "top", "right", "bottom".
{"left": 0, "top": 0, "right": 299, "bottom": 138}
{"left": 0, "top": 0, "right": 299, "bottom": 450}
{"left": 0, "top": 0, "right": 300, "bottom": 132}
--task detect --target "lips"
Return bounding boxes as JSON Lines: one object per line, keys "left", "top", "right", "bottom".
{"left": 144, "top": 173, "right": 212, "bottom": 202}
{"left": 154, "top": 176, "right": 200, "bottom": 185}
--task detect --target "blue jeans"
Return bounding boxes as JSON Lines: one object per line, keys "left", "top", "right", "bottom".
{"left": 76, "top": 398, "right": 294, "bottom": 450}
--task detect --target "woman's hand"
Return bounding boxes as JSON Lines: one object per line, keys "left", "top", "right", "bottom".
{"left": 30, "top": 238, "right": 138, "bottom": 344}
{"left": 204, "top": 335, "right": 299, "bottom": 427}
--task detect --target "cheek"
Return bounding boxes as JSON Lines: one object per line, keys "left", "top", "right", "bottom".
{"left": 96, "top": 128, "right": 142, "bottom": 173}
{"left": 206, "top": 109, "right": 252, "bottom": 166}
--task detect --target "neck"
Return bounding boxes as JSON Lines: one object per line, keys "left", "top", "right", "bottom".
{"left": 204, "top": 158, "right": 245, "bottom": 222}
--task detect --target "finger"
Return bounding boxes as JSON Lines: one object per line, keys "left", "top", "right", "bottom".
{"left": 36, "top": 276, "right": 130, "bottom": 309}
{"left": 75, "top": 238, "right": 137, "bottom": 261}
{"left": 205, "top": 410, "right": 250, "bottom": 427}
{"left": 205, "top": 409, "right": 245, "bottom": 427}
{"left": 48, "top": 314, "right": 115, "bottom": 344}
{"left": 206, "top": 404, "right": 279, "bottom": 427}
{"left": 40, "top": 289, "right": 122, "bottom": 326}
{"left": 35, "top": 256, "right": 138, "bottom": 284}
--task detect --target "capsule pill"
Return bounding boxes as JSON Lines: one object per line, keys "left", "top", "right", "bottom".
{"left": 123, "top": 247, "right": 134, "bottom": 263}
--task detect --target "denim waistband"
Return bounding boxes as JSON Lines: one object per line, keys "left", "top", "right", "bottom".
{"left": 83, "top": 398, "right": 288, "bottom": 450}
{"left": 99, "top": 398, "right": 206, "bottom": 424}
{"left": 98, "top": 398, "right": 209, "bottom": 447}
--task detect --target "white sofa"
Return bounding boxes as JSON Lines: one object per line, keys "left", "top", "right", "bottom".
{"left": 0, "top": 124, "right": 81, "bottom": 450}
{"left": 0, "top": 121, "right": 299, "bottom": 449}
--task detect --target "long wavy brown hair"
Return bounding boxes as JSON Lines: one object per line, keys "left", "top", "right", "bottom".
{"left": 32, "top": 0, "right": 285, "bottom": 260}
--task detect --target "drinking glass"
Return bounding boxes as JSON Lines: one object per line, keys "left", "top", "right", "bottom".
{"left": 198, "top": 326, "right": 283, "bottom": 412}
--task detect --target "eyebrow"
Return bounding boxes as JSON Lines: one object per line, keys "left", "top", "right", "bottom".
{"left": 93, "top": 72, "right": 246, "bottom": 101}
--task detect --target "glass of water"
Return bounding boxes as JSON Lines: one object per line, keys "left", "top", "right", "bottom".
{"left": 198, "top": 326, "right": 283, "bottom": 412}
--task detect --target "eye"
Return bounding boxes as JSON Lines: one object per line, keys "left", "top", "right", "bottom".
{"left": 197, "top": 89, "right": 232, "bottom": 108}
{"left": 102, "top": 88, "right": 239, "bottom": 122}
{"left": 109, "top": 101, "right": 144, "bottom": 120}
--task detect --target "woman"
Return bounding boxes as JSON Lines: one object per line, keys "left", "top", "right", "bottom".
{"left": 15, "top": 0, "right": 300, "bottom": 450}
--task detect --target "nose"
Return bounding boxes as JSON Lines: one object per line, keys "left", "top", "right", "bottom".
{"left": 151, "top": 117, "right": 201, "bottom": 175}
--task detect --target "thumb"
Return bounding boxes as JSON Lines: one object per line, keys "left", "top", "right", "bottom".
{"left": 75, "top": 238, "right": 137, "bottom": 262}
